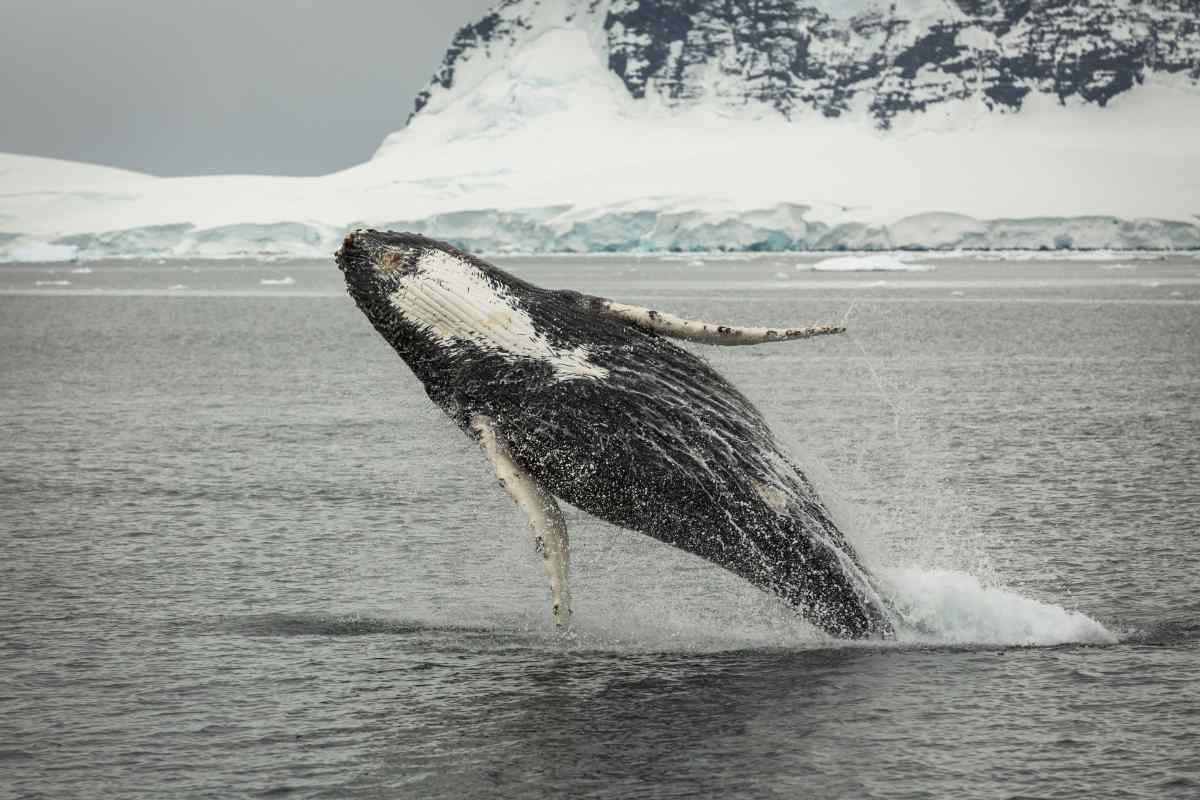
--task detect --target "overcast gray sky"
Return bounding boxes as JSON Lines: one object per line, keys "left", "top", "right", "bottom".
{"left": 0, "top": 0, "right": 496, "bottom": 176}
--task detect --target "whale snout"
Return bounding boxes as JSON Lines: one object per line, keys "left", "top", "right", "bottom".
{"left": 336, "top": 228, "right": 371, "bottom": 272}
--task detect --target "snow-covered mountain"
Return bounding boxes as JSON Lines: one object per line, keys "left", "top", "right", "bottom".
{"left": 415, "top": 0, "right": 1200, "bottom": 127}
{"left": 2, "top": 0, "right": 1199, "bottom": 260}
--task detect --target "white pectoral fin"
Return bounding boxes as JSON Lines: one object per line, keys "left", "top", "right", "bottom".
{"left": 598, "top": 300, "right": 844, "bottom": 346}
{"left": 470, "top": 414, "right": 571, "bottom": 628}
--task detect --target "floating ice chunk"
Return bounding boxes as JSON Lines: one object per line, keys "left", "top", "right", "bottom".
{"left": 805, "top": 254, "right": 934, "bottom": 272}
{"left": 259, "top": 276, "right": 296, "bottom": 286}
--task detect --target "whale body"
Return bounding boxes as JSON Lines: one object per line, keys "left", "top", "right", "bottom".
{"left": 337, "top": 230, "right": 893, "bottom": 638}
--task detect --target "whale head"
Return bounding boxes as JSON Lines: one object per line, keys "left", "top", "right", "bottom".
{"left": 337, "top": 228, "right": 504, "bottom": 313}
{"left": 336, "top": 229, "right": 609, "bottom": 383}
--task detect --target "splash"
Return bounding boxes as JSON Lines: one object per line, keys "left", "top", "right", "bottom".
{"left": 881, "top": 568, "right": 1116, "bottom": 646}
{"left": 737, "top": 314, "right": 1117, "bottom": 650}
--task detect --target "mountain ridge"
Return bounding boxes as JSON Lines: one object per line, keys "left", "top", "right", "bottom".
{"left": 410, "top": 0, "right": 1200, "bottom": 128}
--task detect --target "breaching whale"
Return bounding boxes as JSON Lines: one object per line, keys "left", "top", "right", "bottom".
{"left": 337, "top": 231, "right": 894, "bottom": 638}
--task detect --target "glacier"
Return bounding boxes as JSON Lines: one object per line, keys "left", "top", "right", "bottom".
{"left": 2, "top": 0, "right": 1199, "bottom": 260}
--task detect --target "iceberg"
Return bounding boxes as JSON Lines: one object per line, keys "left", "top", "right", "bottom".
{"left": 805, "top": 254, "right": 935, "bottom": 272}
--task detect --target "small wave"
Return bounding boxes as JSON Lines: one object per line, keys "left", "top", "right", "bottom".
{"left": 973, "top": 250, "right": 1164, "bottom": 262}
{"left": 70, "top": 266, "right": 93, "bottom": 274}
{"left": 259, "top": 276, "right": 296, "bottom": 286}
{"left": 1109, "top": 620, "right": 1200, "bottom": 645}
{"left": 883, "top": 568, "right": 1115, "bottom": 646}
{"left": 167, "top": 284, "right": 188, "bottom": 290}
{"left": 226, "top": 612, "right": 482, "bottom": 638}
{"left": 34, "top": 280, "right": 71, "bottom": 286}
{"left": 232, "top": 613, "right": 426, "bottom": 636}
{"left": 802, "top": 254, "right": 934, "bottom": 273}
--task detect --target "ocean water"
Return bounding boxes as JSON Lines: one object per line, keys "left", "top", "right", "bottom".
{"left": 2, "top": 253, "right": 1198, "bottom": 799}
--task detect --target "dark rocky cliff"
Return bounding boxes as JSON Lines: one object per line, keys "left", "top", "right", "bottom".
{"left": 412, "top": 0, "right": 1200, "bottom": 127}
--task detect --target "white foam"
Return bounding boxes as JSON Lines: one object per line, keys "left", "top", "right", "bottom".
{"left": 259, "top": 276, "right": 296, "bottom": 286}
{"left": 34, "top": 279, "right": 71, "bottom": 286}
{"left": 883, "top": 568, "right": 1116, "bottom": 646}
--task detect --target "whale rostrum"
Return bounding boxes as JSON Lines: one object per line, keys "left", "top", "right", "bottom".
{"left": 337, "top": 230, "right": 894, "bottom": 639}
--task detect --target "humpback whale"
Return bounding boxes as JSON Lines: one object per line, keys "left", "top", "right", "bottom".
{"left": 337, "top": 230, "right": 894, "bottom": 639}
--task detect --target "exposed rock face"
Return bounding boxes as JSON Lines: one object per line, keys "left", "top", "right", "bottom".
{"left": 412, "top": 0, "right": 1200, "bottom": 127}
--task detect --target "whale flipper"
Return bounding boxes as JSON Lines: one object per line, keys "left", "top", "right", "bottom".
{"left": 470, "top": 414, "right": 572, "bottom": 628}
{"left": 594, "top": 299, "right": 845, "bottom": 346}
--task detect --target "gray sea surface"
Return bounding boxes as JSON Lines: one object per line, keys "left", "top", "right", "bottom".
{"left": 2, "top": 253, "right": 1199, "bottom": 799}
